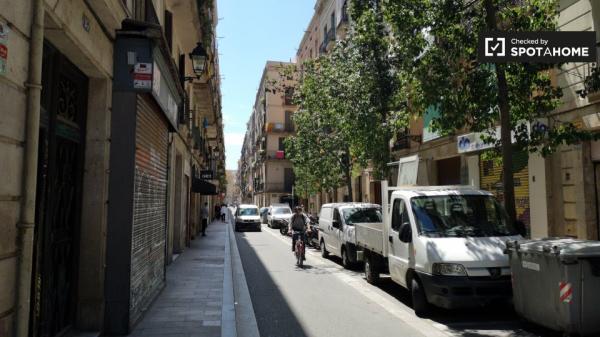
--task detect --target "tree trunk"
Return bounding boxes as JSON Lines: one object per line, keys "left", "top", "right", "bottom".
{"left": 343, "top": 151, "right": 354, "bottom": 202}
{"left": 484, "top": 0, "right": 517, "bottom": 223}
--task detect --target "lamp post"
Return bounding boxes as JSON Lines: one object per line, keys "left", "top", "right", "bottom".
{"left": 185, "top": 42, "right": 208, "bottom": 82}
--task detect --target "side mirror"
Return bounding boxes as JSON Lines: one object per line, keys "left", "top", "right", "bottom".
{"left": 332, "top": 219, "right": 340, "bottom": 229}
{"left": 399, "top": 222, "right": 412, "bottom": 243}
{"left": 515, "top": 220, "right": 527, "bottom": 237}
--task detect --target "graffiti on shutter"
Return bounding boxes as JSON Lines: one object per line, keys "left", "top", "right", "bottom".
{"left": 130, "top": 95, "right": 168, "bottom": 323}
{"left": 479, "top": 150, "right": 530, "bottom": 228}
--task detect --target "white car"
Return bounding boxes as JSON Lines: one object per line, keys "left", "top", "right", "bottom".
{"left": 234, "top": 204, "right": 261, "bottom": 232}
{"left": 267, "top": 204, "right": 293, "bottom": 229}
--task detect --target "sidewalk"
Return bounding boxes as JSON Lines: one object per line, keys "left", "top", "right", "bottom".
{"left": 129, "top": 216, "right": 258, "bottom": 337}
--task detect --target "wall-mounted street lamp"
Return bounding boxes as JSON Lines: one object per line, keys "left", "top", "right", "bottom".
{"left": 185, "top": 43, "right": 208, "bottom": 82}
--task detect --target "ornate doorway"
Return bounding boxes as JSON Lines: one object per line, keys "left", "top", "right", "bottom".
{"left": 31, "top": 42, "right": 88, "bottom": 337}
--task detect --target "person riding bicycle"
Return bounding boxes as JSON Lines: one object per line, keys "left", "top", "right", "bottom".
{"left": 289, "top": 206, "right": 310, "bottom": 258}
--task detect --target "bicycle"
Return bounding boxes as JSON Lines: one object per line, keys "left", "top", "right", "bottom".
{"left": 293, "top": 231, "right": 305, "bottom": 267}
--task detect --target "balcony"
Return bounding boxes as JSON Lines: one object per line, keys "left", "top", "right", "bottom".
{"left": 391, "top": 131, "right": 422, "bottom": 152}
{"left": 266, "top": 150, "right": 286, "bottom": 160}
{"left": 319, "top": 27, "right": 336, "bottom": 55}
{"left": 264, "top": 182, "right": 293, "bottom": 193}
{"left": 265, "top": 123, "right": 294, "bottom": 133}
{"left": 337, "top": 2, "right": 349, "bottom": 31}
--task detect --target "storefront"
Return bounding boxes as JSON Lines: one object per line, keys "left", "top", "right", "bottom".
{"left": 104, "top": 22, "right": 183, "bottom": 334}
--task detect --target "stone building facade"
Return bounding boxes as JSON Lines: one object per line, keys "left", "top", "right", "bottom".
{"left": 0, "top": 0, "right": 224, "bottom": 336}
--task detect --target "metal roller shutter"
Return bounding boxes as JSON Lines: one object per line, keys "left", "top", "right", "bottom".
{"left": 130, "top": 94, "right": 169, "bottom": 322}
{"left": 479, "top": 151, "right": 530, "bottom": 227}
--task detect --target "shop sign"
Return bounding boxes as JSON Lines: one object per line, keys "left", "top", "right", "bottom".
{"left": 152, "top": 60, "right": 178, "bottom": 128}
{"left": 0, "top": 22, "right": 9, "bottom": 75}
{"left": 200, "top": 170, "right": 214, "bottom": 180}
{"left": 133, "top": 62, "right": 152, "bottom": 89}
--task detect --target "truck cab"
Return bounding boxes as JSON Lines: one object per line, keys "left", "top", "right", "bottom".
{"left": 357, "top": 183, "right": 523, "bottom": 316}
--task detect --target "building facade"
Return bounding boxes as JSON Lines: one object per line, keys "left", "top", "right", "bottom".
{"left": 238, "top": 61, "right": 297, "bottom": 208}
{"left": 0, "top": 0, "right": 224, "bottom": 336}
{"left": 387, "top": 0, "right": 600, "bottom": 241}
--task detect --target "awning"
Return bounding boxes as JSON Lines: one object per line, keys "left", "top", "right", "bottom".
{"left": 192, "top": 178, "right": 217, "bottom": 195}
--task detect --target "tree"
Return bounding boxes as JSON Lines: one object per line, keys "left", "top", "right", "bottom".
{"left": 284, "top": 58, "right": 357, "bottom": 200}
{"left": 382, "top": 0, "right": 595, "bottom": 223}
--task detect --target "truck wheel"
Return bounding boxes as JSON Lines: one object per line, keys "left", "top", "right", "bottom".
{"left": 411, "top": 278, "right": 431, "bottom": 317}
{"left": 341, "top": 248, "right": 351, "bottom": 269}
{"left": 365, "top": 255, "right": 380, "bottom": 284}
{"left": 320, "top": 240, "right": 329, "bottom": 258}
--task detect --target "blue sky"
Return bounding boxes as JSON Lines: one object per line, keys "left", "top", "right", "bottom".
{"left": 217, "top": 0, "right": 314, "bottom": 170}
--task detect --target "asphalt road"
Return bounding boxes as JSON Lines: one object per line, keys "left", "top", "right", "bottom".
{"left": 235, "top": 224, "right": 561, "bottom": 337}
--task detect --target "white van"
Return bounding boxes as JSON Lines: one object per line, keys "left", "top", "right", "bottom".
{"left": 318, "top": 203, "right": 382, "bottom": 269}
{"left": 234, "top": 204, "right": 261, "bottom": 232}
{"left": 355, "top": 182, "right": 524, "bottom": 316}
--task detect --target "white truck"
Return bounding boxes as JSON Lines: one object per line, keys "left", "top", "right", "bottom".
{"left": 355, "top": 181, "right": 525, "bottom": 316}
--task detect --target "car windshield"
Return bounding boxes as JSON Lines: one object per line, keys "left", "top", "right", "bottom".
{"left": 273, "top": 208, "right": 291, "bottom": 215}
{"left": 342, "top": 207, "right": 382, "bottom": 225}
{"left": 410, "top": 195, "right": 518, "bottom": 237}
{"left": 238, "top": 208, "right": 258, "bottom": 216}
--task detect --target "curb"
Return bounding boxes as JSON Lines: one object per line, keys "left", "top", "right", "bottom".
{"left": 223, "top": 209, "right": 260, "bottom": 337}
{"left": 221, "top": 213, "right": 237, "bottom": 337}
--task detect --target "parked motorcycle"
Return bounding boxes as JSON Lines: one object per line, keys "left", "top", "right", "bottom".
{"left": 306, "top": 216, "right": 319, "bottom": 248}
{"left": 279, "top": 219, "right": 289, "bottom": 235}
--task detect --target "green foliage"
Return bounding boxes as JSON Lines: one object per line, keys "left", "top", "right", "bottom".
{"left": 285, "top": 0, "right": 410, "bottom": 198}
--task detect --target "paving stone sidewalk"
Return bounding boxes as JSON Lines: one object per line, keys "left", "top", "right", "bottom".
{"left": 130, "top": 220, "right": 228, "bottom": 337}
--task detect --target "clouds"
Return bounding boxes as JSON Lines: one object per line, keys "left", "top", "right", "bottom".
{"left": 224, "top": 132, "right": 246, "bottom": 147}
{"left": 224, "top": 132, "right": 245, "bottom": 169}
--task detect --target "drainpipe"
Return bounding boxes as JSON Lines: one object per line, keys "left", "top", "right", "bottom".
{"left": 15, "top": 0, "right": 44, "bottom": 335}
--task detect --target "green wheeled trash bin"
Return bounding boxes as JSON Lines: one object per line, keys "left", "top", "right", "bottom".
{"left": 506, "top": 238, "right": 600, "bottom": 336}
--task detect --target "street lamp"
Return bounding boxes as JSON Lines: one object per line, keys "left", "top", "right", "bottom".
{"left": 185, "top": 43, "right": 208, "bottom": 81}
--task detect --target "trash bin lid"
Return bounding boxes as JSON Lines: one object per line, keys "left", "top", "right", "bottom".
{"left": 510, "top": 238, "right": 600, "bottom": 258}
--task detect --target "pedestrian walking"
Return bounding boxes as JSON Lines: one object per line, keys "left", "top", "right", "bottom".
{"left": 201, "top": 202, "right": 209, "bottom": 237}
{"left": 214, "top": 204, "right": 220, "bottom": 220}
{"left": 220, "top": 204, "right": 227, "bottom": 222}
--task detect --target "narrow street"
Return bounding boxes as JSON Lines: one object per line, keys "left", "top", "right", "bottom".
{"left": 236, "top": 224, "right": 561, "bottom": 337}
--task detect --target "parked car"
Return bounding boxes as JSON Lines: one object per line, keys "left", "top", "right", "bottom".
{"left": 234, "top": 204, "right": 261, "bottom": 232}
{"left": 355, "top": 182, "right": 525, "bottom": 316}
{"left": 318, "top": 203, "right": 382, "bottom": 269}
{"left": 259, "top": 207, "right": 269, "bottom": 224}
{"left": 267, "top": 203, "right": 293, "bottom": 229}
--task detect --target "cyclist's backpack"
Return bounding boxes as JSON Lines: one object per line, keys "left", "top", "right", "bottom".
{"left": 291, "top": 214, "right": 305, "bottom": 231}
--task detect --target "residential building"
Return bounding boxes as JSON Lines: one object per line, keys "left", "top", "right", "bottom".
{"left": 294, "top": 0, "right": 377, "bottom": 215}
{"left": 238, "top": 61, "right": 297, "bottom": 208}
{"left": 387, "top": 0, "right": 600, "bottom": 241}
{"left": 0, "top": 0, "right": 224, "bottom": 336}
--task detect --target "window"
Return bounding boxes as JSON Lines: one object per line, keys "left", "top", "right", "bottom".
{"left": 342, "top": 207, "right": 382, "bottom": 225}
{"left": 391, "top": 199, "right": 405, "bottom": 232}
{"left": 164, "top": 10, "right": 173, "bottom": 51}
{"left": 410, "top": 195, "right": 517, "bottom": 237}
{"left": 278, "top": 137, "right": 285, "bottom": 151}
{"left": 323, "top": 24, "right": 328, "bottom": 41}
{"left": 333, "top": 209, "right": 341, "bottom": 222}
{"left": 331, "top": 12, "right": 336, "bottom": 31}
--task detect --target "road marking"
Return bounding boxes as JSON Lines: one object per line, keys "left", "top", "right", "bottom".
{"left": 260, "top": 226, "right": 451, "bottom": 337}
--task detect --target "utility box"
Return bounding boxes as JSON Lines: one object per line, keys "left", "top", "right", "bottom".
{"left": 506, "top": 238, "right": 600, "bottom": 336}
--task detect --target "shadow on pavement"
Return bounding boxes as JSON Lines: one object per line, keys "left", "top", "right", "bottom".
{"left": 234, "top": 232, "right": 309, "bottom": 337}
{"left": 372, "top": 277, "right": 561, "bottom": 337}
